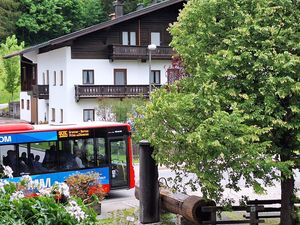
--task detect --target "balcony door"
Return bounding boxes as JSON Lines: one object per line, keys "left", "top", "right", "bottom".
{"left": 114, "top": 69, "right": 127, "bottom": 85}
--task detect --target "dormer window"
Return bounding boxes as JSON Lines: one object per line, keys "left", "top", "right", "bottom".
{"left": 122, "top": 31, "right": 136, "bottom": 46}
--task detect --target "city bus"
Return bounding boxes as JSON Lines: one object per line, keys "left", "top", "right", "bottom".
{"left": 0, "top": 121, "right": 135, "bottom": 192}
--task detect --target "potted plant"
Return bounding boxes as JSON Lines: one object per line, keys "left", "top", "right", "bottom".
{"left": 65, "top": 172, "right": 106, "bottom": 214}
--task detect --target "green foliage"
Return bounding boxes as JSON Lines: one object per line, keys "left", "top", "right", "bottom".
{"left": 0, "top": 35, "right": 24, "bottom": 101}
{"left": 0, "top": 180, "right": 97, "bottom": 225}
{"left": 16, "top": 0, "right": 106, "bottom": 45}
{"left": 97, "top": 98, "right": 146, "bottom": 122}
{"left": 102, "top": 0, "right": 153, "bottom": 19}
{"left": 135, "top": 0, "right": 300, "bottom": 205}
{"left": 0, "top": 0, "right": 20, "bottom": 41}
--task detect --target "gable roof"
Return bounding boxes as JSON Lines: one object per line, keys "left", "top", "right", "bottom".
{"left": 5, "top": 0, "right": 184, "bottom": 59}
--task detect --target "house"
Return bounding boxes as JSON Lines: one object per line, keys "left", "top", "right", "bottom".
{"left": 5, "top": 0, "right": 185, "bottom": 124}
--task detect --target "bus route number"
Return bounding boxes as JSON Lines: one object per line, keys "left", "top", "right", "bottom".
{"left": 58, "top": 130, "right": 90, "bottom": 139}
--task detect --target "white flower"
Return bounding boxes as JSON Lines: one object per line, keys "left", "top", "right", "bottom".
{"left": 3, "top": 166, "right": 13, "bottom": 178}
{"left": 10, "top": 191, "right": 24, "bottom": 201}
{"left": 65, "top": 201, "right": 86, "bottom": 222}
{"left": 21, "top": 175, "right": 34, "bottom": 188}
{"left": 58, "top": 182, "right": 70, "bottom": 198}
{"left": 38, "top": 188, "right": 52, "bottom": 196}
{"left": 21, "top": 175, "right": 32, "bottom": 183}
{"left": 0, "top": 179, "right": 8, "bottom": 193}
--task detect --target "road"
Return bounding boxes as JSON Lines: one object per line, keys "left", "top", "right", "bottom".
{"left": 101, "top": 165, "right": 300, "bottom": 218}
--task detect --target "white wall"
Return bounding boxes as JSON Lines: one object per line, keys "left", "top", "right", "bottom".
{"left": 61, "top": 52, "right": 171, "bottom": 123}
{"left": 23, "top": 46, "right": 171, "bottom": 124}
{"left": 20, "top": 92, "right": 31, "bottom": 122}
{"left": 37, "top": 99, "right": 48, "bottom": 123}
{"left": 36, "top": 47, "right": 68, "bottom": 123}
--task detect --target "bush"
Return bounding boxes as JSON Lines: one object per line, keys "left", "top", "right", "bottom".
{"left": 65, "top": 172, "right": 106, "bottom": 204}
{"left": 0, "top": 174, "right": 97, "bottom": 224}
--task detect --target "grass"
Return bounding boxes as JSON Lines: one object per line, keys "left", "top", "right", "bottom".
{"left": 97, "top": 208, "right": 177, "bottom": 225}
{"left": 222, "top": 211, "right": 280, "bottom": 225}
{"left": 97, "top": 207, "right": 283, "bottom": 225}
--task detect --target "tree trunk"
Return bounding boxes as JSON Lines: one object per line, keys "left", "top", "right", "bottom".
{"left": 280, "top": 175, "right": 295, "bottom": 225}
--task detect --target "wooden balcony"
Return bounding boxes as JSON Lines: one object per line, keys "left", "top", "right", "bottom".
{"left": 74, "top": 85, "right": 161, "bottom": 102}
{"left": 109, "top": 45, "right": 174, "bottom": 60}
{"left": 32, "top": 85, "right": 49, "bottom": 99}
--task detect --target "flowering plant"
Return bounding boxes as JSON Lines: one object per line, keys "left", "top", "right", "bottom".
{"left": 0, "top": 166, "right": 97, "bottom": 224}
{"left": 65, "top": 172, "right": 106, "bottom": 205}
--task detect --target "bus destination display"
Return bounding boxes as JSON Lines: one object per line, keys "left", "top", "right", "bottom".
{"left": 58, "top": 129, "right": 91, "bottom": 139}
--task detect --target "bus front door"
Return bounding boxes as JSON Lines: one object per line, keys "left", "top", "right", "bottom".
{"left": 109, "top": 139, "right": 128, "bottom": 188}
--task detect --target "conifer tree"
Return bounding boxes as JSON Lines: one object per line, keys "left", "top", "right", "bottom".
{"left": 0, "top": 0, "right": 20, "bottom": 42}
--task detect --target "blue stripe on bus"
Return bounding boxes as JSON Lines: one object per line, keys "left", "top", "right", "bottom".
{"left": 6, "top": 167, "right": 109, "bottom": 187}
{"left": 0, "top": 131, "right": 58, "bottom": 145}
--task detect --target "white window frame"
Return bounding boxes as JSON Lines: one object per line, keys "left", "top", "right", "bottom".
{"left": 151, "top": 32, "right": 160, "bottom": 46}
{"left": 83, "top": 109, "right": 95, "bottom": 122}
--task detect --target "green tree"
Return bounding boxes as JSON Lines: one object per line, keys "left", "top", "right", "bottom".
{"left": 80, "top": 0, "right": 106, "bottom": 28}
{"left": 135, "top": 0, "right": 300, "bottom": 224}
{"left": 17, "top": 0, "right": 106, "bottom": 45}
{"left": 97, "top": 98, "right": 146, "bottom": 122}
{"left": 102, "top": 0, "right": 152, "bottom": 20}
{"left": 0, "top": 35, "right": 24, "bottom": 101}
{"left": 0, "top": 0, "right": 20, "bottom": 42}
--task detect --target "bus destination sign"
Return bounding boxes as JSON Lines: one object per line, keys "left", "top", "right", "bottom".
{"left": 58, "top": 129, "right": 90, "bottom": 139}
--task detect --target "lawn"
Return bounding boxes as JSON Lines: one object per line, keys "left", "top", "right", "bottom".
{"left": 97, "top": 207, "right": 283, "bottom": 225}
{"left": 0, "top": 79, "right": 19, "bottom": 104}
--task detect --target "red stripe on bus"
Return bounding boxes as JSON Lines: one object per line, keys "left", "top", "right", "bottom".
{"left": 127, "top": 124, "right": 135, "bottom": 189}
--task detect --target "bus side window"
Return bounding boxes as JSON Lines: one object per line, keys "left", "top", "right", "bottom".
{"left": 96, "top": 138, "right": 106, "bottom": 165}
{"left": 1, "top": 146, "right": 18, "bottom": 176}
{"left": 80, "top": 138, "right": 95, "bottom": 167}
{"left": 58, "top": 140, "right": 76, "bottom": 170}
{"left": 42, "top": 145, "right": 57, "bottom": 170}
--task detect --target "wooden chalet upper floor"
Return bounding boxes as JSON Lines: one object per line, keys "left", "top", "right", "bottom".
{"left": 39, "top": 1, "right": 183, "bottom": 60}
{"left": 17, "top": 0, "right": 185, "bottom": 94}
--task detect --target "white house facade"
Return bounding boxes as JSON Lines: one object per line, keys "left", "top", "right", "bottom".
{"left": 21, "top": 46, "right": 170, "bottom": 124}
{"left": 7, "top": 0, "right": 185, "bottom": 124}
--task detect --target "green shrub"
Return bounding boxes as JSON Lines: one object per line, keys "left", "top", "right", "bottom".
{"left": 0, "top": 174, "right": 97, "bottom": 224}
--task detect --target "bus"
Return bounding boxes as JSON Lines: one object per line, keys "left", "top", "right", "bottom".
{"left": 0, "top": 121, "right": 135, "bottom": 192}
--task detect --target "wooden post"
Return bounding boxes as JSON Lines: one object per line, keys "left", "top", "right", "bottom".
{"left": 139, "top": 140, "right": 160, "bottom": 224}
{"left": 249, "top": 205, "right": 259, "bottom": 225}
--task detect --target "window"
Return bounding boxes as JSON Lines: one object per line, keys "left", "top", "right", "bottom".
{"left": 114, "top": 69, "right": 127, "bottom": 85}
{"left": 43, "top": 73, "right": 45, "bottom": 85}
{"left": 26, "top": 100, "right": 30, "bottom": 110}
{"left": 150, "top": 70, "right": 161, "bottom": 84}
{"left": 122, "top": 31, "right": 136, "bottom": 45}
{"left": 46, "top": 70, "right": 49, "bottom": 85}
{"left": 60, "top": 109, "right": 63, "bottom": 123}
{"left": 82, "top": 70, "right": 94, "bottom": 84}
{"left": 83, "top": 109, "right": 94, "bottom": 122}
{"left": 151, "top": 32, "right": 160, "bottom": 46}
{"left": 51, "top": 108, "right": 55, "bottom": 122}
{"left": 53, "top": 71, "right": 56, "bottom": 86}
{"left": 60, "top": 70, "right": 63, "bottom": 86}
{"left": 21, "top": 99, "right": 24, "bottom": 109}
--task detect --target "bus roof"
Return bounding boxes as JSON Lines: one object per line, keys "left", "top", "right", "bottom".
{"left": 0, "top": 121, "right": 129, "bottom": 134}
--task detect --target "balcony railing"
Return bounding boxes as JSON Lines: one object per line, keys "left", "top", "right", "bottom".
{"left": 32, "top": 85, "right": 49, "bottom": 99}
{"left": 75, "top": 85, "right": 161, "bottom": 102}
{"left": 109, "top": 45, "right": 174, "bottom": 60}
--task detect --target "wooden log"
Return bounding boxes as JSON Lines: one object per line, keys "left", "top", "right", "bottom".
{"left": 135, "top": 183, "right": 215, "bottom": 224}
